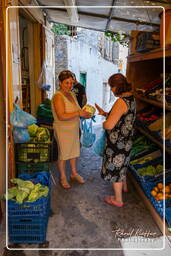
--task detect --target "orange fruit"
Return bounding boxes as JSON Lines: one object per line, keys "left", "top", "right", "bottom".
{"left": 157, "top": 183, "right": 163, "bottom": 190}
{"left": 154, "top": 186, "right": 159, "bottom": 192}
{"left": 151, "top": 190, "right": 157, "bottom": 197}
{"left": 165, "top": 186, "right": 170, "bottom": 193}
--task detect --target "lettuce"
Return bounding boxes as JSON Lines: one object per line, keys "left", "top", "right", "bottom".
{"left": 28, "top": 124, "right": 39, "bottom": 137}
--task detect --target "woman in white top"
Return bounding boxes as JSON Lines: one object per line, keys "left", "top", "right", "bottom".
{"left": 52, "top": 70, "right": 91, "bottom": 188}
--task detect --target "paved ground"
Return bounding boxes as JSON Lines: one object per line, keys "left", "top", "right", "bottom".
{"left": 1, "top": 126, "right": 171, "bottom": 255}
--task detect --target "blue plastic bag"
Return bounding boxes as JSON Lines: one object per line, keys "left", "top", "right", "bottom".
{"left": 10, "top": 104, "right": 37, "bottom": 128}
{"left": 13, "top": 127, "right": 30, "bottom": 143}
{"left": 93, "top": 130, "right": 106, "bottom": 157}
{"left": 81, "top": 119, "right": 96, "bottom": 148}
{"left": 19, "top": 171, "right": 50, "bottom": 187}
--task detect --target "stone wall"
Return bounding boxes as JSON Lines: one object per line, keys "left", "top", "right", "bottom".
{"left": 54, "top": 35, "right": 69, "bottom": 88}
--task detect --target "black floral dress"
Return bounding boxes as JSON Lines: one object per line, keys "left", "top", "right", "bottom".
{"left": 101, "top": 96, "right": 136, "bottom": 182}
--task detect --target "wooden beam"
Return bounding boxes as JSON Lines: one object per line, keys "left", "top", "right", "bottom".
{"left": 19, "top": 0, "right": 44, "bottom": 23}
{"left": 63, "top": 0, "right": 78, "bottom": 24}
{"left": 46, "top": 8, "right": 160, "bottom": 27}
{"left": 105, "top": 0, "right": 116, "bottom": 31}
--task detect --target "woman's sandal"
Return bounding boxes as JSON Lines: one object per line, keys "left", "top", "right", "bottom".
{"left": 60, "top": 177, "right": 71, "bottom": 189}
{"left": 104, "top": 196, "right": 124, "bottom": 207}
{"left": 70, "top": 174, "right": 85, "bottom": 184}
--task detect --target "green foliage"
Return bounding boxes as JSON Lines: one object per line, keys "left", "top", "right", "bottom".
{"left": 51, "top": 23, "right": 70, "bottom": 35}
{"left": 105, "top": 31, "right": 129, "bottom": 47}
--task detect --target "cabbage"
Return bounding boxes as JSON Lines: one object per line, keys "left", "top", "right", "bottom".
{"left": 27, "top": 190, "right": 40, "bottom": 202}
{"left": 16, "top": 190, "right": 29, "bottom": 204}
{"left": 82, "top": 104, "right": 96, "bottom": 117}
{"left": 28, "top": 124, "right": 39, "bottom": 137}
{"left": 5, "top": 187, "right": 18, "bottom": 200}
{"left": 38, "top": 186, "right": 49, "bottom": 197}
{"left": 1, "top": 178, "right": 49, "bottom": 204}
{"left": 36, "top": 127, "right": 50, "bottom": 142}
{"left": 11, "top": 178, "right": 35, "bottom": 190}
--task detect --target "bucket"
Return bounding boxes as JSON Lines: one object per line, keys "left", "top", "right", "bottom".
{"left": 159, "top": 7, "right": 171, "bottom": 47}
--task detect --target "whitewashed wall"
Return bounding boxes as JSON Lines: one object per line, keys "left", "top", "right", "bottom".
{"left": 67, "top": 29, "right": 118, "bottom": 125}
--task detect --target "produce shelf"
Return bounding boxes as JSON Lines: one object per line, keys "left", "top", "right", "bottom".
{"left": 127, "top": 46, "right": 171, "bottom": 63}
{"left": 135, "top": 94, "right": 171, "bottom": 111}
{"left": 135, "top": 126, "right": 171, "bottom": 154}
{"left": 128, "top": 171, "right": 170, "bottom": 236}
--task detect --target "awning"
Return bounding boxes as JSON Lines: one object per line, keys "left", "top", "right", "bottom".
{"left": 36, "top": 0, "right": 171, "bottom": 34}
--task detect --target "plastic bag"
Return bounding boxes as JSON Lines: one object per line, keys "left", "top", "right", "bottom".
{"left": 93, "top": 130, "right": 106, "bottom": 157}
{"left": 10, "top": 104, "right": 36, "bottom": 128}
{"left": 81, "top": 119, "right": 96, "bottom": 148}
{"left": 13, "top": 127, "right": 30, "bottom": 143}
{"left": 37, "top": 61, "right": 51, "bottom": 91}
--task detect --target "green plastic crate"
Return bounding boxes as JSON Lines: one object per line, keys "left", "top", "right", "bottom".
{"left": 15, "top": 142, "right": 51, "bottom": 163}
{"left": 16, "top": 162, "right": 49, "bottom": 176}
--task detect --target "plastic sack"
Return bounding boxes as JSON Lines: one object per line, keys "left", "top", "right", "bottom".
{"left": 37, "top": 61, "right": 51, "bottom": 91}
{"left": 13, "top": 127, "right": 30, "bottom": 143}
{"left": 81, "top": 119, "right": 96, "bottom": 148}
{"left": 93, "top": 130, "right": 106, "bottom": 157}
{"left": 19, "top": 171, "right": 50, "bottom": 187}
{"left": 10, "top": 104, "right": 36, "bottom": 128}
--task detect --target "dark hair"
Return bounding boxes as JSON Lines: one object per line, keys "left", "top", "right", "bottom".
{"left": 108, "top": 73, "right": 132, "bottom": 96}
{"left": 58, "top": 70, "right": 74, "bottom": 82}
{"left": 72, "top": 72, "right": 76, "bottom": 80}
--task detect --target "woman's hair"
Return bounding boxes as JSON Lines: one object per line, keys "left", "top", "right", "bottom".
{"left": 108, "top": 73, "right": 132, "bottom": 96}
{"left": 58, "top": 70, "right": 74, "bottom": 82}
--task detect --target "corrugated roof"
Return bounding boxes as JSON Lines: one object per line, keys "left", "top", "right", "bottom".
{"left": 37, "top": 0, "right": 171, "bottom": 34}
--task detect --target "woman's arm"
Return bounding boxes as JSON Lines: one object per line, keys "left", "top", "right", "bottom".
{"left": 95, "top": 103, "right": 108, "bottom": 117}
{"left": 103, "top": 98, "right": 128, "bottom": 130}
{"left": 53, "top": 94, "right": 90, "bottom": 120}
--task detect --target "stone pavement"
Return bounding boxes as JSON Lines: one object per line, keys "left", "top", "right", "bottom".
{"left": 1, "top": 126, "right": 171, "bottom": 255}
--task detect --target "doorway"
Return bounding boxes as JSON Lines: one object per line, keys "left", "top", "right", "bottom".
{"left": 80, "top": 72, "right": 87, "bottom": 88}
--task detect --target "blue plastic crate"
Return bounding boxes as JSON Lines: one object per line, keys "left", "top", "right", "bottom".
{"left": 8, "top": 215, "right": 48, "bottom": 235}
{"left": 165, "top": 207, "right": 171, "bottom": 226}
{"left": 134, "top": 157, "right": 163, "bottom": 183}
{"left": 142, "top": 176, "right": 171, "bottom": 218}
{"left": 129, "top": 164, "right": 141, "bottom": 183}
{"left": 9, "top": 233, "right": 46, "bottom": 244}
{"left": 8, "top": 194, "right": 50, "bottom": 217}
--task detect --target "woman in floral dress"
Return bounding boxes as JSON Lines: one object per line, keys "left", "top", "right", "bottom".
{"left": 95, "top": 73, "right": 136, "bottom": 207}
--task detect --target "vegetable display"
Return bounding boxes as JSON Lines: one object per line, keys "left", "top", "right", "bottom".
{"left": 28, "top": 125, "right": 50, "bottom": 143}
{"left": 3, "top": 178, "right": 49, "bottom": 204}
{"left": 138, "top": 164, "right": 163, "bottom": 176}
{"left": 151, "top": 183, "right": 171, "bottom": 200}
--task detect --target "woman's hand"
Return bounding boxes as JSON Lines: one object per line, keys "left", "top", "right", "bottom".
{"left": 79, "top": 109, "right": 91, "bottom": 119}
{"left": 95, "top": 103, "right": 105, "bottom": 116}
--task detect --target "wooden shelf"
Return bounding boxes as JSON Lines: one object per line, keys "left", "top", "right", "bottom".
{"left": 135, "top": 94, "right": 171, "bottom": 111}
{"left": 135, "top": 126, "right": 171, "bottom": 154}
{"left": 127, "top": 46, "right": 171, "bottom": 63}
{"left": 128, "top": 171, "right": 170, "bottom": 236}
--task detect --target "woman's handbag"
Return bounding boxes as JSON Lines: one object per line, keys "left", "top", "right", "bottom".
{"left": 81, "top": 119, "right": 96, "bottom": 148}
{"left": 93, "top": 130, "right": 106, "bottom": 157}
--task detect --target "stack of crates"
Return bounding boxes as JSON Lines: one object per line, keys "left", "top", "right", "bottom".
{"left": 8, "top": 172, "right": 51, "bottom": 243}
{"left": 11, "top": 137, "right": 52, "bottom": 243}
{"left": 8, "top": 171, "right": 51, "bottom": 243}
